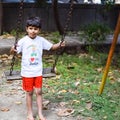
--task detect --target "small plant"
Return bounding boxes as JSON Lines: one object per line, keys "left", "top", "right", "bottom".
{"left": 10, "top": 29, "right": 17, "bottom": 36}
{"left": 81, "top": 22, "right": 111, "bottom": 53}
{"left": 49, "top": 31, "right": 61, "bottom": 43}
{"left": 42, "top": 53, "right": 120, "bottom": 119}
{"left": 83, "top": 22, "right": 111, "bottom": 43}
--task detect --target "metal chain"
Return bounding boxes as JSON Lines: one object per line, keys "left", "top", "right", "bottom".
{"left": 52, "top": 0, "right": 74, "bottom": 72}
{"left": 63, "top": 0, "right": 74, "bottom": 39}
{"left": 9, "top": 0, "right": 74, "bottom": 74}
{"left": 9, "top": 0, "right": 24, "bottom": 76}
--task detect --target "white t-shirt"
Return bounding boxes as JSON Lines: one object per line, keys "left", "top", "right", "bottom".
{"left": 17, "top": 35, "right": 53, "bottom": 77}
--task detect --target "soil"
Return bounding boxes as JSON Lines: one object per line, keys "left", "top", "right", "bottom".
{"left": 0, "top": 67, "right": 78, "bottom": 120}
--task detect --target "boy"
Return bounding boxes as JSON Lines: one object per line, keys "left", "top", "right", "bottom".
{"left": 10, "top": 16, "right": 65, "bottom": 120}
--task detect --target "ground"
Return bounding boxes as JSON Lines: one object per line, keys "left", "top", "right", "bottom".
{"left": 0, "top": 35, "right": 91, "bottom": 120}
{"left": 0, "top": 67, "right": 78, "bottom": 120}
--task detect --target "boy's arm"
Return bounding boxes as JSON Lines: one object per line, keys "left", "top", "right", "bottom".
{"left": 51, "top": 41, "right": 65, "bottom": 50}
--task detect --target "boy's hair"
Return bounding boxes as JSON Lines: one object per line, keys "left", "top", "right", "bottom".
{"left": 26, "top": 17, "right": 42, "bottom": 29}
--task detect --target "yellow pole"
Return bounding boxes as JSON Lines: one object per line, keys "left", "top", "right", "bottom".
{"left": 99, "top": 12, "right": 120, "bottom": 95}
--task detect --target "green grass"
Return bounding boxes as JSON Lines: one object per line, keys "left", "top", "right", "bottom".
{"left": 11, "top": 49, "right": 120, "bottom": 120}
{"left": 3, "top": 31, "right": 119, "bottom": 119}
{"left": 42, "top": 53, "right": 120, "bottom": 120}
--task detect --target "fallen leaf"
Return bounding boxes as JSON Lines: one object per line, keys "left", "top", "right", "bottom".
{"left": 86, "top": 101, "right": 92, "bottom": 110}
{"left": 55, "top": 75, "right": 61, "bottom": 79}
{"left": 74, "top": 81, "right": 80, "bottom": 87}
{"left": 117, "top": 78, "right": 120, "bottom": 83}
{"left": 72, "top": 100, "right": 80, "bottom": 104}
{"left": 6, "top": 81, "right": 13, "bottom": 84}
{"left": 43, "top": 100, "right": 50, "bottom": 106}
{"left": 103, "top": 116, "right": 107, "bottom": 119}
{"left": 43, "top": 100, "right": 50, "bottom": 110}
{"left": 15, "top": 101, "right": 22, "bottom": 105}
{"left": 57, "top": 108, "right": 74, "bottom": 116}
{"left": 67, "top": 65, "right": 75, "bottom": 69}
{"left": 96, "top": 67, "right": 103, "bottom": 72}
{"left": 1, "top": 108, "right": 10, "bottom": 112}
{"left": 59, "top": 102, "right": 67, "bottom": 107}
{"left": 87, "top": 117, "right": 93, "bottom": 120}
{"left": 58, "top": 90, "right": 67, "bottom": 94}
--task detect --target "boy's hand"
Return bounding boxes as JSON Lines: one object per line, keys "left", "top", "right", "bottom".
{"left": 59, "top": 41, "right": 65, "bottom": 47}
{"left": 51, "top": 41, "right": 66, "bottom": 50}
{"left": 10, "top": 45, "right": 17, "bottom": 54}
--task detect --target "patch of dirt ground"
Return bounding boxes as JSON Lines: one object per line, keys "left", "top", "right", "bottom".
{"left": 0, "top": 67, "right": 80, "bottom": 120}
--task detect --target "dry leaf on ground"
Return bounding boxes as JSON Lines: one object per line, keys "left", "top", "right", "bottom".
{"left": 57, "top": 108, "right": 74, "bottom": 116}
{"left": 1, "top": 108, "right": 10, "bottom": 112}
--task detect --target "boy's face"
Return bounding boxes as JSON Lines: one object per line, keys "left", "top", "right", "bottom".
{"left": 26, "top": 26, "right": 40, "bottom": 39}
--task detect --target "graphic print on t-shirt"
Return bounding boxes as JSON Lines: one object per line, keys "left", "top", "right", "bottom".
{"left": 27, "top": 44, "right": 39, "bottom": 65}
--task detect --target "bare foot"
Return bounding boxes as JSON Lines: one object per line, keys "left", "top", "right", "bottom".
{"left": 38, "top": 114, "right": 46, "bottom": 120}
{"left": 27, "top": 115, "right": 34, "bottom": 120}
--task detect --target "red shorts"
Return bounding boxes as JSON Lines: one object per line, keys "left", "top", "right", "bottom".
{"left": 22, "top": 76, "right": 43, "bottom": 91}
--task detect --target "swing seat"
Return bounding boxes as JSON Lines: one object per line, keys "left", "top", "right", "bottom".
{"left": 42, "top": 67, "right": 56, "bottom": 78}
{"left": 4, "top": 67, "right": 56, "bottom": 81}
{"left": 4, "top": 70, "right": 21, "bottom": 80}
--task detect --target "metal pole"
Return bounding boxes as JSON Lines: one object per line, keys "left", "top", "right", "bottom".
{"left": 99, "top": 12, "right": 120, "bottom": 95}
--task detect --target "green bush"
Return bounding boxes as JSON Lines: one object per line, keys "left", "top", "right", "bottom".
{"left": 83, "top": 22, "right": 111, "bottom": 43}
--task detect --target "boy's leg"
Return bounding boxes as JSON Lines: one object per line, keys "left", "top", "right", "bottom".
{"left": 26, "top": 91, "right": 34, "bottom": 120}
{"left": 34, "top": 76, "right": 46, "bottom": 120}
{"left": 22, "top": 77, "right": 34, "bottom": 120}
{"left": 35, "top": 88, "right": 46, "bottom": 120}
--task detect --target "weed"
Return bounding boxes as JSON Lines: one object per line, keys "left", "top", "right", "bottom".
{"left": 6, "top": 31, "right": 119, "bottom": 119}
{"left": 80, "top": 22, "right": 111, "bottom": 53}
{"left": 43, "top": 53, "right": 120, "bottom": 120}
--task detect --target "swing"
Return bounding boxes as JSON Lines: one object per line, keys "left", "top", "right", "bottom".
{"left": 4, "top": 0, "right": 74, "bottom": 80}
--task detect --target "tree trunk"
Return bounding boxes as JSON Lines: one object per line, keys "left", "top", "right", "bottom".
{"left": 0, "top": 0, "right": 3, "bottom": 35}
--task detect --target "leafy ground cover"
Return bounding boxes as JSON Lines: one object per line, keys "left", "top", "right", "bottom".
{"left": 1, "top": 31, "right": 119, "bottom": 119}
{"left": 42, "top": 52, "right": 120, "bottom": 120}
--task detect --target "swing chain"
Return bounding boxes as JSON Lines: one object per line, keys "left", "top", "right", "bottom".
{"left": 15, "top": 0, "right": 24, "bottom": 44}
{"left": 63, "top": 0, "right": 74, "bottom": 38}
{"left": 9, "top": 0, "right": 74, "bottom": 75}
{"left": 52, "top": 0, "right": 74, "bottom": 72}
{"left": 9, "top": 0, "right": 24, "bottom": 76}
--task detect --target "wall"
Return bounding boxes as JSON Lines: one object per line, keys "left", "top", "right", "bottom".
{"left": 0, "top": 1, "right": 3, "bottom": 34}
{"left": 2, "top": 3, "right": 120, "bottom": 33}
